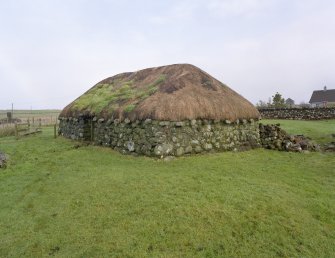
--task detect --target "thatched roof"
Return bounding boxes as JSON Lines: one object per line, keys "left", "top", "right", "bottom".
{"left": 60, "top": 64, "right": 260, "bottom": 121}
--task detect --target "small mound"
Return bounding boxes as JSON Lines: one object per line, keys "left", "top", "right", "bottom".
{"left": 60, "top": 64, "right": 260, "bottom": 121}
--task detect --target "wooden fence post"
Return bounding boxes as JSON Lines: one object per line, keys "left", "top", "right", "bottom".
{"left": 54, "top": 123, "right": 57, "bottom": 138}
{"left": 15, "top": 123, "right": 19, "bottom": 140}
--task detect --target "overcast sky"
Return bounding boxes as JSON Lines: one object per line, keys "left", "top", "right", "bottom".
{"left": 0, "top": 0, "right": 334, "bottom": 109}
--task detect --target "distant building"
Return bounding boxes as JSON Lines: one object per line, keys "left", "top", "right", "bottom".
{"left": 285, "top": 98, "right": 295, "bottom": 107}
{"left": 309, "top": 86, "right": 335, "bottom": 107}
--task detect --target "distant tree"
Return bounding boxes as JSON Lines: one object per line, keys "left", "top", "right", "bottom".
{"left": 256, "top": 100, "right": 268, "bottom": 108}
{"left": 272, "top": 92, "right": 285, "bottom": 108}
{"left": 285, "top": 98, "right": 295, "bottom": 108}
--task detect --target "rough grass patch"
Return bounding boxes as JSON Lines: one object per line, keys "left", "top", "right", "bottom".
{"left": 0, "top": 125, "right": 16, "bottom": 137}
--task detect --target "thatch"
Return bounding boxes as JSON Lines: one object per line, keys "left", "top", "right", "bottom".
{"left": 60, "top": 64, "right": 260, "bottom": 121}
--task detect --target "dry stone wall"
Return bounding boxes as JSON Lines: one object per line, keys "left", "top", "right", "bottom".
{"left": 259, "top": 123, "right": 319, "bottom": 152}
{"left": 59, "top": 117, "right": 260, "bottom": 157}
{"left": 259, "top": 107, "right": 335, "bottom": 120}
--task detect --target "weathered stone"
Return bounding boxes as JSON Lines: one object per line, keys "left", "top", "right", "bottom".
{"left": 191, "top": 140, "right": 200, "bottom": 146}
{"left": 175, "top": 121, "right": 185, "bottom": 127}
{"left": 195, "top": 146, "right": 203, "bottom": 153}
{"left": 185, "top": 145, "right": 193, "bottom": 153}
{"left": 144, "top": 119, "right": 152, "bottom": 124}
{"left": 159, "top": 121, "right": 170, "bottom": 126}
{"left": 176, "top": 147, "right": 184, "bottom": 156}
{"left": 203, "top": 143, "right": 213, "bottom": 150}
{"left": 127, "top": 141, "right": 135, "bottom": 152}
{"left": 163, "top": 156, "right": 175, "bottom": 162}
{"left": 154, "top": 143, "right": 173, "bottom": 157}
{"left": 204, "top": 125, "right": 211, "bottom": 132}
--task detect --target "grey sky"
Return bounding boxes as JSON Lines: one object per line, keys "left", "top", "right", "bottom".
{"left": 0, "top": 0, "right": 334, "bottom": 109}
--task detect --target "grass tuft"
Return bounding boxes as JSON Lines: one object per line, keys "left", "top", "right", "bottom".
{"left": 0, "top": 125, "right": 16, "bottom": 137}
{"left": 124, "top": 104, "right": 137, "bottom": 113}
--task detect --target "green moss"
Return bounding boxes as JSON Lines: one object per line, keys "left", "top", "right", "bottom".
{"left": 71, "top": 75, "right": 166, "bottom": 115}
{"left": 116, "top": 82, "right": 135, "bottom": 100}
{"left": 124, "top": 104, "right": 137, "bottom": 113}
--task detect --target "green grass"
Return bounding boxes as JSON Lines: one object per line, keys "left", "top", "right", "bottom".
{"left": 262, "top": 119, "right": 335, "bottom": 144}
{"left": 0, "top": 124, "right": 334, "bottom": 257}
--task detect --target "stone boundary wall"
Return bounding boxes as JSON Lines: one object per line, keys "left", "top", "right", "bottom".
{"left": 258, "top": 107, "right": 335, "bottom": 120}
{"left": 58, "top": 117, "right": 260, "bottom": 157}
{"left": 259, "top": 123, "right": 319, "bottom": 152}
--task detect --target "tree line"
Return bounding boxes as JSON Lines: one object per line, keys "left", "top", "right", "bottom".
{"left": 256, "top": 92, "right": 310, "bottom": 108}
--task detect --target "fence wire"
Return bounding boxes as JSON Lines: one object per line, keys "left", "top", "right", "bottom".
{"left": 0, "top": 110, "right": 60, "bottom": 126}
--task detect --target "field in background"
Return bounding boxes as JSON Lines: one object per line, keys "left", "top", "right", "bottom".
{"left": 0, "top": 120, "right": 334, "bottom": 257}
{"left": 0, "top": 109, "right": 61, "bottom": 125}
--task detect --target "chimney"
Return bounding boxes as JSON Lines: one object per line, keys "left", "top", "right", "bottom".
{"left": 324, "top": 86, "right": 327, "bottom": 91}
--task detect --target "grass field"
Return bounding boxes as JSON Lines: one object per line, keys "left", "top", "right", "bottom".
{"left": 0, "top": 120, "right": 334, "bottom": 257}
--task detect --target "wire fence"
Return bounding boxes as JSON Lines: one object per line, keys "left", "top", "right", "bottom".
{"left": 0, "top": 110, "right": 61, "bottom": 126}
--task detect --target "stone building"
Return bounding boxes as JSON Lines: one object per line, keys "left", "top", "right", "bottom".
{"left": 58, "top": 64, "right": 261, "bottom": 157}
